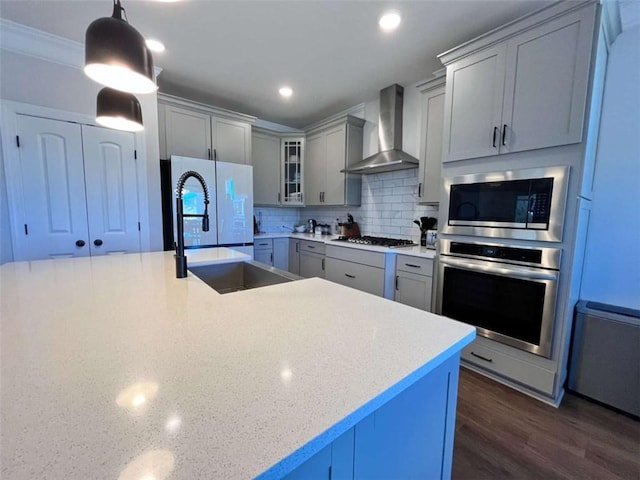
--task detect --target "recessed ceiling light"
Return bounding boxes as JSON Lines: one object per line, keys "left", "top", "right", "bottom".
{"left": 146, "top": 39, "right": 165, "bottom": 53}
{"left": 279, "top": 86, "right": 293, "bottom": 98}
{"left": 379, "top": 11, "right": 402, "bottom": 31}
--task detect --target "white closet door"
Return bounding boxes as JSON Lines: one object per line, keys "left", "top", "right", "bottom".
{"left": 15, "top": 115, "right": 90, "bottom": 260}
{"left": 81, "top": 125, "right": 140, "bottom": 256}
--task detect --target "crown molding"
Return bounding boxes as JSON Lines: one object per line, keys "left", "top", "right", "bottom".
{"left": 302, "top": 102, "right": 366, "bottom": 132}
{"left": 0, "top": 19, "right": 162, "bottom": 77}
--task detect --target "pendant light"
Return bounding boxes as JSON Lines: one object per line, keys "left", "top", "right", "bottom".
{"left": 85, "top": 0, "right": 157, "bottom": 94}
{"left": 96, "top": 87, "right": 144, "bottom": 132}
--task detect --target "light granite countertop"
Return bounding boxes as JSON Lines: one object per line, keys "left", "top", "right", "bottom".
{"left": 255, "top": 233, "right": 437, "bottom": 258}
{"left": 0, "top": 248, "right": 473, "bottom": 479}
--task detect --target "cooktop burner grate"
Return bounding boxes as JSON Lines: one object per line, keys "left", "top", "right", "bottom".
{"left": 333, "top": 235, "right": 415, "bottom": 248}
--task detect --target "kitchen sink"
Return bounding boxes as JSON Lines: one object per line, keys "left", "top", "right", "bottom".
{"left": 189, "top": 261, "right": 300, "bottom": 294}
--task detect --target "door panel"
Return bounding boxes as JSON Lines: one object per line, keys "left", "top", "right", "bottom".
{"left": 395, "top": 271, "right": 433, "bottom": 311}
{"left": 165, "top": 106, "right": 212, "bottom": 159}
{"left": 82, "top": 125, "right": 141, "bottom": 256}
{"left": 304, "top": 134, "right": 325, "bottom": 206}
{"left": 216, "top": 161, "right": 254, "bottom": 245}
{"left": 16, "top": 115, "right": 90, "bottom": 260}
{"left": 171, "top": 155, "right": 218, "bottom": 247}
{"left": 443, "top": 43, "right": 506, "bottom": 162}
{"left": 252, "top": 132, "right": 281, "bottom": 205}
{"left": 324, "top": 125, "right": 346, "bottom": 205}
{"left": 501, "top": 8, "right": 594, "bottom": 152}
{"left": 212, "top": 117, "right": 251, "bottom": 165}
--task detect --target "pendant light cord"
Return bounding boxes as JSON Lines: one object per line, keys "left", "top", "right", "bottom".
{"left": 112, "top": 0, "right": 129, "bottom": 23}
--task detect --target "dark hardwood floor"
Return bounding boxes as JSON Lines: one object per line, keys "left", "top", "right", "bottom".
{"left": 453, "top": 368, "right": 640, "bottom": 480}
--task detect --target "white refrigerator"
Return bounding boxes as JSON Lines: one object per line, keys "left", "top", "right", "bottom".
{"left": 171, "top": 155, "right": 254, "bottom": 256}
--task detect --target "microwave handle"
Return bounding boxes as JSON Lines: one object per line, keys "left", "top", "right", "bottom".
{"left": 439, "top": 256, "right": 558, "bottom": 281}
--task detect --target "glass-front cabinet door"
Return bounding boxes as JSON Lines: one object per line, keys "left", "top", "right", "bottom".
{"left": 281, "top": 138, "right": 304, "bottom": 205}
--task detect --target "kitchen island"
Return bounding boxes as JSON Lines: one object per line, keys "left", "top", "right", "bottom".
{"left": 0, "top": 249, "right": 475, "bottom": 479}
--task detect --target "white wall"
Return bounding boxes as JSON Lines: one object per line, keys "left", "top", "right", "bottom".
{"left": 0, "top": 50, "right": 163, "bottom": 254}
{"left": 580, "top": 25, "right": 640, "bottom": 309}
{"left": 0, "top": 144, "right": 13, "bottom": 264}
{"left": 255, "top": 81, "right": 438, "bottom": 240}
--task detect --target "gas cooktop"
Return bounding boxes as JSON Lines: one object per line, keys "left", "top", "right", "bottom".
{"left": 333, "top": 236, "right": 415, "bottom": 248}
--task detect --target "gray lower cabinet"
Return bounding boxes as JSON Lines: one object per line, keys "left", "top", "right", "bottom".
{"left": 254, "top": 237, "right": 289, "bottom": 269}
{"left": 395, "top": 255, "right": 434, "bottom": 312}
{"left": 288, "top": 239, "right": 300, "bottom": 275}
{"left": 325, "top": 258, "right": 384, "bottom": 297}
{"left": 282, "top": 354, "right": 459, "bottom": 479}
{"left": 254, "top": 239, "right": 273, "bottom": 266}
{"left": 273, "top": 238, "right": 289, "bottom": 271}
{"left": 325, "top": 246, "right": 385, "bottom": 297}
{"left": 299, "top": 240, "right": 325, "bottom": 278}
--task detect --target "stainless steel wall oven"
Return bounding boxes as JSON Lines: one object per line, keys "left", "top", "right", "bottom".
{"left": 442, "top": 166, "right": 570, "bottom": 242}
{"left": 437, "top": 239, "right": 561, "bottom": 358}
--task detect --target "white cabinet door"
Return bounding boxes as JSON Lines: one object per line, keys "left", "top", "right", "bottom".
{"left": 305, "top": 133, "right": 325, "bottom": 206}
{"left": 395, "top": 270, "right": 433, "bottom": 312}
{"left": 501, "top": 7, "right": 594, "bottom": 153}
{"left": 443, "top": 43, "right": 507, "bottom": 162}
{"left": 15, "top": 115, "right": 90, "bottom": 260}
{"left": 81, "top": 125, "right": 140, "bottom": 256}
{"left": 418, "top": 85, "right": 445, "bottom": 204}
{"left": 212, "top": 117, "right": 251, "bottom": 165}
{"left": 252, "top": 131, "right": 281, "bottom": 205}
{"left": 299, "top": 251, "right": 325, "bottom": 278}
{"left": 273, "top": 238, "right": 289, "bottom": 271}
{"left": 165, "top": 105, "right": 212, "bottom": 160}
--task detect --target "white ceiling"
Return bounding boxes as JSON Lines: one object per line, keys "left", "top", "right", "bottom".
{"left": 0, "top": 0, "right": 556, "bottom": 128}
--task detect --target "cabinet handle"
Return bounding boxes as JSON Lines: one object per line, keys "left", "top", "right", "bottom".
{"left": 319, "top": 192, "right": 322, "bottom": 203}
{"left": 93, "top": 239, "right": 103, "bottom": 246}
{"left": 345, "top": 273, "right": 355, "bottom": 279}
{"left": 502, "top": 125, "right": 507, "bottom": 146}
{"left": 278, "top": 192, "right": 281, "bottom": 203}
{"left": 322, "top": 258, "right": 325, "bottom": 271}
{"left": 258, "top": 243, "right": 269, "bottom": 246}
{"left": 296, "top": 243, "right": 299, "bottom": 253}
{"left": 470, "top": 351, "right": 493, "bottom": 363}
{"left": 492, "top": 127, "right": 499, "bottom": 148}
{"left": 270, "top": 252, "right": 273, "bottom": 264}
{"left": 75, "top": 240, "right": 85, "bottom": 247}
{"left": 307, "top": 245, "right": 315, "bottom": 249}
{"left": 405, "top": 263, "right": 421, "bottom": 269}
{"left": 214, "top": 148, "right": 217, "bottom": 161}
{"left": 208, "top": 148, "right": 211, "bottom": 160}
{"left": 395, "top": 275, "right": 399, "bottom": 291}
{"left": 418, "top": 182, "right": 422, "bottom": 197}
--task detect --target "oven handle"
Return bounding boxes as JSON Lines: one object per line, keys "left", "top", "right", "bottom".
{"left": 439, "top": 256, "right": 558, "bottom": 281}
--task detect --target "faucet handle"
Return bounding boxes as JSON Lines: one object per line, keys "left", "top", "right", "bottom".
{"left": 202, "top": 215, "right": 210, "bottom": 232}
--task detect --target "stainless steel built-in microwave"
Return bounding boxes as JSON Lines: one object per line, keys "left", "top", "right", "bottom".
{"left": 442, "top": 166, "right": 570, "bottom": 242}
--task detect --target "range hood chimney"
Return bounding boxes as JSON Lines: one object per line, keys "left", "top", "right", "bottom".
{"left": 342, "top": 84, "right": 419, "bottom": 174}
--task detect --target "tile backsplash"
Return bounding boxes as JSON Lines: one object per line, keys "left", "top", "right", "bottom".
{"left": 254, "top": 169, "right": 439, "bottom": 242}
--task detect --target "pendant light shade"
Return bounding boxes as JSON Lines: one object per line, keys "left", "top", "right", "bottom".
{"left": 96, "top": 87, "right": 144, "bottom": 132}
{"left": 85, "top": 0, "right": 157, "bottom": 94}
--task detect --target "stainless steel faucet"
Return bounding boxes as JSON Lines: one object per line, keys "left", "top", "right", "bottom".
{"left": 175, "top": 170, "right": 210, "bottom": 278}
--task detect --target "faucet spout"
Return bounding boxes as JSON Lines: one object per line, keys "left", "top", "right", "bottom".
{"left": 175, "top": 170, "right": 211, "bottom": 278}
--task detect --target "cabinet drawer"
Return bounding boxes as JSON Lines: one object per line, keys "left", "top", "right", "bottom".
{"left": 325, "top": 257, "right": 384, "bottom": 297}
{"left": 325, "top": 245, "right": 385, "bottom": 268}
{"left": 396, "top": 255, "right": 433, "bottom": 275}
{"left": 461, "top": 341, "right": 555, "bottom": 395}
{"left": 300, "top": 240, "right": 325, "bottom": 255}
{"left": 254, "top": 239, "right": 273, "bottom": 250}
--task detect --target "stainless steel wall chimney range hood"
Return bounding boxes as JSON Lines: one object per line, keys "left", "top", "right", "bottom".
{"left": 342, "top": 84, "right": 419, "bottom": 174}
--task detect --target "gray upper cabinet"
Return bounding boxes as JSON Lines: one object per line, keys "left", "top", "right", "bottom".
{"left": 440, "top": 2, "right": 597, "bottom": 162}
{"left": 252, "top": 129, "right": 281, "bottom": 205}
{"left": 442, "top": 44, "right": 507, "bottom": 162}
{"left": 417, "top": 79, "right": 446, "bottom": 204}
{"left": 164, "top": 104, "right": 212, "bottom": 160}
{"left": 304, "top": 115, "right": 364, "bottom": 206}
{"left": 159, "top": 94, "right": 255, "bottom": 163}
